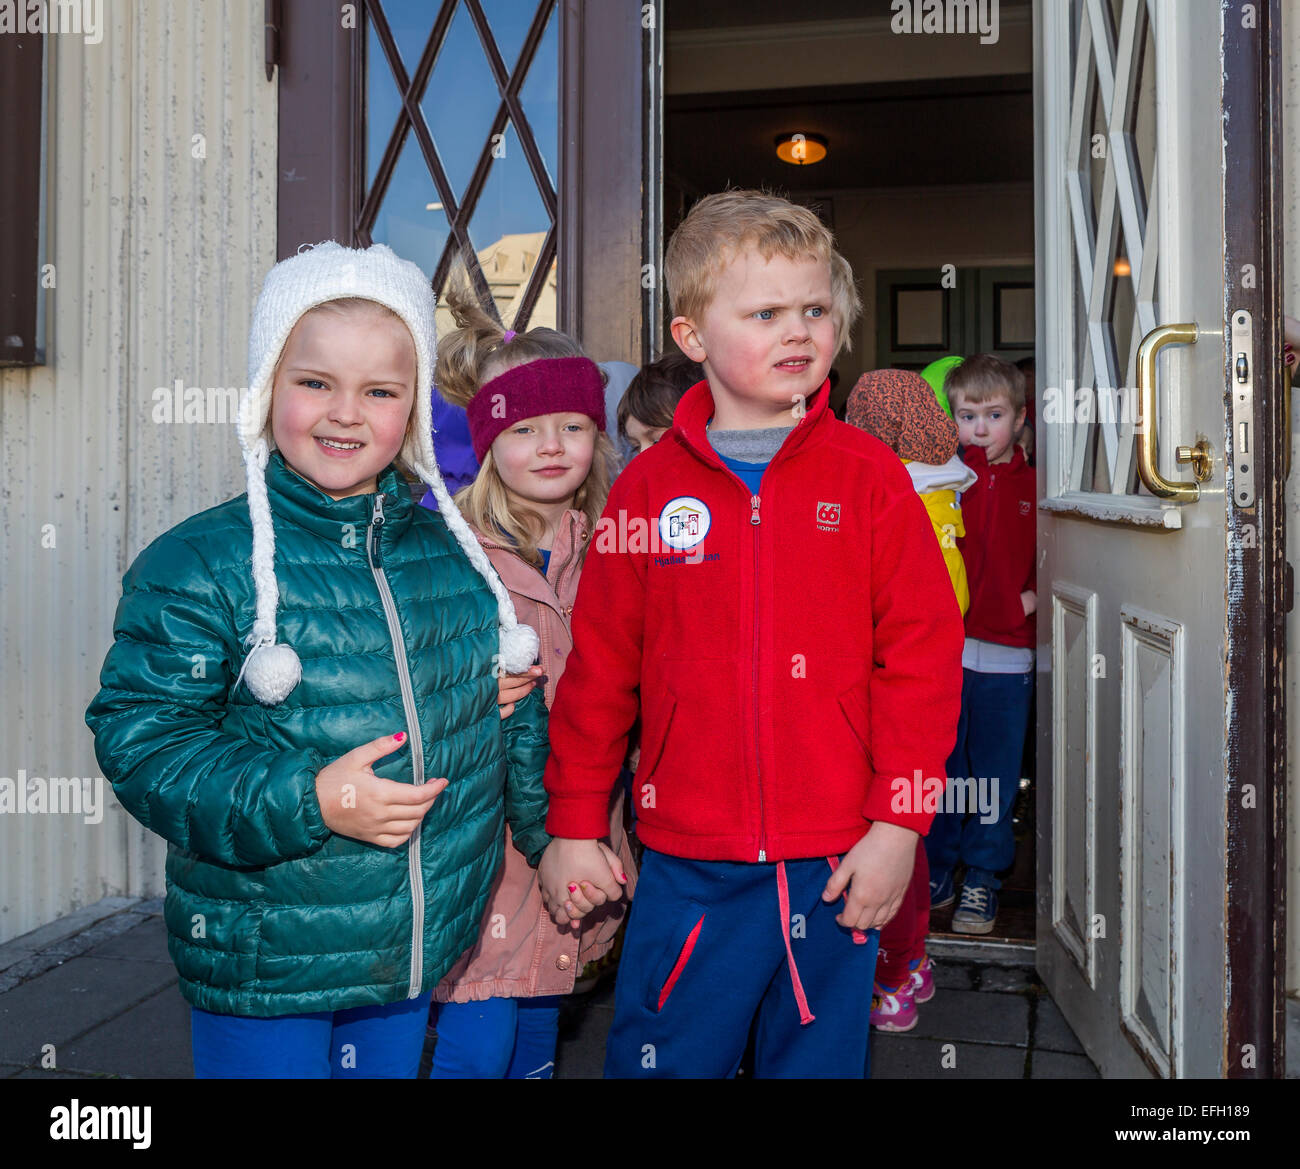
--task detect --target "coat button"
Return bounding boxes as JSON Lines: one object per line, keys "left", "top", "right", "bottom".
{"left": 556, "top": 953, "right": 572, "bottom": 970}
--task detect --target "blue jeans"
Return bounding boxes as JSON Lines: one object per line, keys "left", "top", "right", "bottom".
{"left": 191, "top": 991, "right": 431, "bottom": 1078}
{"left": 428, "top": 996, "right": 561, "bottom": 1078}
{"left": 925, "top": 667, "right": 1033, "bottom": 891}
{"left": 604, "top": 849, "right": 880, "bottom": 1078}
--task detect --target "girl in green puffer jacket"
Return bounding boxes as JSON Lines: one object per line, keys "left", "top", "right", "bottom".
{"left": 86, "top": 243, "right": 550, "bottom": 1078}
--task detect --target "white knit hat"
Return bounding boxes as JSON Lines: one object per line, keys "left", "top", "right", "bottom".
{"left": 234, "top": 241, "right": 538, "bottom": 705}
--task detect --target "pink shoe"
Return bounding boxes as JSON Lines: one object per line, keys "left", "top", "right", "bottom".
{"left": 870, "top": 980, "right": 918, "bottom": 1032}
{"left": 908, "top": 955, "right": 936, "bottom": 1004}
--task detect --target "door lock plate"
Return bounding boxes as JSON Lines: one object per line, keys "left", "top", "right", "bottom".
{"left": 1230, "top": 309, "right": 1255, "bottom": 507}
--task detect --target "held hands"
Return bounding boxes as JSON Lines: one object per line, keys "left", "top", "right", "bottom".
{"left": 822, "top": 821, "right": 920, "bottom": 932}
{"left": 315, "top": 732, "right": 448, "bottom": 848}
{"left": 497, "top": 665, "right": 543, "bottom": 719}
{"left": 539, "top": 837, "right": 628, "bottom": 925}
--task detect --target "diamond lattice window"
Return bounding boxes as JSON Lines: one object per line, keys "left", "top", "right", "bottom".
{"left": 1063, "top": 0, "right": 1159, "bottom": 496}
{"left": 360, "top": 0, "right": 559, "bottom": 333}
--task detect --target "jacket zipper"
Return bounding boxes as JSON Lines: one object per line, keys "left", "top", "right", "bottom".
{"left": 751, "top": 492, "right": 767, "bottom": 862}
{"left": 366, "top": 493, "right": 428, "bottom": 999}
{"left": 551, "top": 513, "right": 581, "bottom": 617}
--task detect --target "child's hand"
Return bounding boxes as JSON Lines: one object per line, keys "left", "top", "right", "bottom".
{"left": 822, "top": 822, "right": 919, "bottom": 931}
{"left": 539, "top": 837, "right": 627, "bottom": 925}
{"left": 1021, "top": 589, "right": 1037, "bottom": 617}
{"left": 498, "top": 665, "right": 543, "bottom": 719}
{"left": 315, "top": 732, "right": 448, "bottom": 848}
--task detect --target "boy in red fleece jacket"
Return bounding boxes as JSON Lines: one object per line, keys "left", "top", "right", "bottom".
{"left": 925, "top": 354, "right": 1036, "bottom": 935}
{"left": 534, "top": 190, "right": 964, "bottom": 1078}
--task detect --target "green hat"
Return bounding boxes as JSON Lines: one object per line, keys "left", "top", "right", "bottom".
{"left": 920, "top": 355, "right": 965, "bottom": 418}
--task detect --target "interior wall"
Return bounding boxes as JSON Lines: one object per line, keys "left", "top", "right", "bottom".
{"left": 828, "top": 183, "right": 1035, "bottom": 391}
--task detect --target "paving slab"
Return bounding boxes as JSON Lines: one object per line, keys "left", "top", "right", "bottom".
{"left": 0, "top": 957, "right": 177, "bottom": 1066}
{"left": 55, "top": 984, "right": 191, "bottom": 1078}
{"left": 82, "top": 918, "right": 170, "bottom": 964}
{"left": 1033, "top": 993, "right": 1085, "bottom": 1055}
{"left": 908, "top": 985, "right": 1030, "bottom": 1047}
{"left": 976, "top": 964, "right": 1039, "bottom": 993}
{"left": 871, "top": 1034, "right": 1029, "bottom": 1078}
{"left": 1032, "top": 1049, "right": 1100, "bottom": 1078}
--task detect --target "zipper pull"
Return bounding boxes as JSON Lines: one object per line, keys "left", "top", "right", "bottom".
{"left": 750, "top": 494, "right": 761, "bottom": 525}
{"left": 368, "top": 494, "right": 385, "bottom": 564}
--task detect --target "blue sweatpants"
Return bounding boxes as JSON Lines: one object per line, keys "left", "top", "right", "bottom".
{"left": 925, "top": 667, "right": 1033, "bottom": 890}
{"left": 190, "top": 991, "right": 431, "bottom": 1079}
{"left": 428, "top": 996, "right": 561, "bottom": 1079}
{"left": 604, "top": 848, "right": 880, "bottom": 1079}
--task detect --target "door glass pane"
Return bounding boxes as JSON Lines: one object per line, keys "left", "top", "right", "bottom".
{"left": 370, "top": 131, "right": 449, "bottom": 280}
{"left": 479, "top": 0, "right": 537, "bottom": 74}
{"left": 420, "top": 1, "right": 502, "bottom": 202}
{"left": 466, "top": 120, "right": 553, "bottom": 326}
{"left": 518, "top": 2, "right": 559, "bottom": 185}
{"left": 1064, "top": 0, "right": 1156, "bottom": 498}
{"left": 365, "top": 20, "right": 406, "bottom": 195}
{"left": 379, "top": 0, "right": 439, "bottom": 73}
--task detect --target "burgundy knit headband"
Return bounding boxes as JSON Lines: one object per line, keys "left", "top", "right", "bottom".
{"left": 465, "top": 356, "right": 606, "bottom": 463}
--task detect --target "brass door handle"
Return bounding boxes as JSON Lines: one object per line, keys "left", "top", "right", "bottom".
{"left": 1136, "top": 323, "right": 1210, "bottom": 501}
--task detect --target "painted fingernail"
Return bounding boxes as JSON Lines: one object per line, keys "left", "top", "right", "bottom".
{"left": 619, "top": 872, "right": 627, "bottom": 881}
{"left": 568, "top": 884, "right": 578, "bottom": 892}
{"left": 393, "top": 731, "right": 405, "bottom": 743}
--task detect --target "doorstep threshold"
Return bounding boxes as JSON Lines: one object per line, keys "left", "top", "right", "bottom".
{"left": 927, "top": 934, "right": 1036, "bottom": 966}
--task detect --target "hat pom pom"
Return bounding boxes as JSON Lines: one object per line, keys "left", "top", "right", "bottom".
{"left": 497, "top": 623, "right": 539, "bottom": 675}
{"left": 244, "top": 642, "right": 302, "bottom": 706}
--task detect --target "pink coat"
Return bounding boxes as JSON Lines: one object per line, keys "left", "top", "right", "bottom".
{"left": 433, "top": 509, "right": 638, "bottom": 1003}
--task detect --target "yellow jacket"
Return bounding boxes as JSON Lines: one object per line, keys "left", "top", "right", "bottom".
{"left": 904, "top": 456, "right": 978, "bottom": 616}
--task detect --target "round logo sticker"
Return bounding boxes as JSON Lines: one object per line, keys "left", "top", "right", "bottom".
{"left": 658, "top": 495, "right": 712, "bottom": 551}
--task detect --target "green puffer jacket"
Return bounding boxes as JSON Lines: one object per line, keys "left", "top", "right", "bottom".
{"left": 86, "top": 452, "right": 551, "bottom": 1017}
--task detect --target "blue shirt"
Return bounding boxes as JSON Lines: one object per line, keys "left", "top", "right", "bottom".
{"left": 717, "top": 452, "right": 768, "bottom": 494}
{"left": 539, "top": 548, "right": 551, "bottom": 576}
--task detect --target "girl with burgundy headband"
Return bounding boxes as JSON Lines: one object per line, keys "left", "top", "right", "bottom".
{"left": 426, "top": 280, "right": 638, "bottom": 1078}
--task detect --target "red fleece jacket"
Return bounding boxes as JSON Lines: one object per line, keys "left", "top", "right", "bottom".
{"left": 957, "top": 444, "right": 1037, "bottom": 649}
{"left": 542, "top": 380, "right": 965, "bottom": 861}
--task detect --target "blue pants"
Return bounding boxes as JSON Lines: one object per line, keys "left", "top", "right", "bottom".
{"left": 925, "top": 667, "right": 1033, "bottom": 890}
{"left": 604, "top": 849, "right": 880, "bottom": 1079}
{"left": 190, "top": 991, "right": 431, "bottom": 1078}
{"left": 428, "top": 996, "right": 561, "bottom": 1079}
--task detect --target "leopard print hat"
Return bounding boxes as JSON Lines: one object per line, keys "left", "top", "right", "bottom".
{"left": 846, "top": 368, "right": 959, "bottom": 465}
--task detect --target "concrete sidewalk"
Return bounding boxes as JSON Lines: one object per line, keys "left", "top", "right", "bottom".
{"left": 0, "top": 895, "right": 1113, "bottom": 1079}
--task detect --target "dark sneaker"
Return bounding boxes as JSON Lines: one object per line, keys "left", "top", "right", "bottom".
{"left": 929, "top": 868, "right": 956, "bottom": 910}
{"left": 951, "top": 882, "right": 998, "bottom": 934}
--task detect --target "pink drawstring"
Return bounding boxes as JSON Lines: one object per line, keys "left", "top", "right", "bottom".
{"left": 826, "top": 855, "right": 869, "bottom": 945}
{"left": 776, "top": 861, "right": 815, "bottom": 1025}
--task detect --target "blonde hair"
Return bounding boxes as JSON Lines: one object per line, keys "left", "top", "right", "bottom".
{"left": 272, "top": 297, "right": 421, "bottom": 475}
{"left": 664, "top": 188, "right": 863, "bottom": 357}
{"left": 436, "top": 272, "right": 614, "bottom": 568}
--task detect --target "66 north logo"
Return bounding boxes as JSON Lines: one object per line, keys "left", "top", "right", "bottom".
{"left": 815, "top": 501, "right": 841, "bottom": 532}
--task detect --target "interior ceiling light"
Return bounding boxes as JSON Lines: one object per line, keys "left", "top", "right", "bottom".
{"left": 775, "top": 132, "right": 828, "bottom": 165}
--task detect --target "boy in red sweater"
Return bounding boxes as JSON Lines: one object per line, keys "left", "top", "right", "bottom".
{"left": 925, "top": 354, "right": 1036, "bottom": 934}
{"left": 534, "top": 190, "right": 964, "bottom": 1078}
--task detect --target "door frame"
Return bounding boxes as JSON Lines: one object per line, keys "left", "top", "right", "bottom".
{"left": 1220, "top": 0, "right": 1287, "bottom": 1080}
{"left": 273, "top": 0, "right": 647, "bottom": 364}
